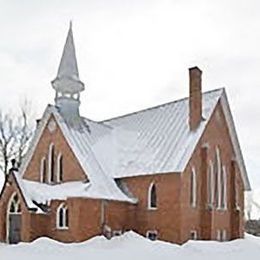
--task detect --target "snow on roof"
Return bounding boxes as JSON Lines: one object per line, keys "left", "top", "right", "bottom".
{"left": 52, "top": 110, "right": 136, "bottom": 203}
{"left": 19, "top": 178, "right": 136, "bottom": 205}
{"left": 18, "top": 88, "right": 249, "bottom": 204}
{"left": 21, "top": 180, "right": 91, "bottom": 204}
{"left": 13, "top": 170, "right": 136, "bottom": 210}
{"left": 88, "top": 88, "right": 250, "bottom": 190}
{"left": 12, "top": 171, "right": 43, "bottom": 212}
{"left": 19, "top": 106, "right": 137, "bottom": 204}
{"left": 93, "top": 88, "right": 224, "bottom": 178}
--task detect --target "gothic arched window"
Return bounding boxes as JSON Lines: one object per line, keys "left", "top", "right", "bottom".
{"left": 56, "top": 203, "right": 68, "bottom": 229}
{"left": 48, "top": 143, "right": 55, "bottom": 183}
{"left": 215, "top": 147, "right": 222, "bottom": 209}
{"left": 57, "top": 153, "right": 63, "bottom": 183}
{"left": 148, "top": 183, "right": 157, "bottom": 209}
{"left": 207, "top": 161, "right": 214, "bottom": 207}
{"left": 40, "top": 157, "right": 47, "bottom": 183}
{"left": 221, "top": 166, "right": 227, "bottom": 209}
{"left": 8, "top": 193, "right": 21, "bottom": 214}
{"left": 190, "top": 167, "right": 197, "bottom": 208}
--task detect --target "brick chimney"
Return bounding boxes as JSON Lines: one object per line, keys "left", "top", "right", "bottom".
{"left": 189, "top": 66, "right": 202, "bottom": 131}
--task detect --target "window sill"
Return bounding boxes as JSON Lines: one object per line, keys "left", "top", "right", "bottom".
{"left": 147, "top": 207, "right": 157, "bottom": 211}
{"left": 216, "top": 207, "right": 227, "bottom": 212}
{"left": 56, "top": 226, "right": 69, "bottom": 230}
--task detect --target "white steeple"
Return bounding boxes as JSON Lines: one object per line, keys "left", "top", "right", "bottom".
{"left": 51, "top": 22, "right": 84, "bottom": 123}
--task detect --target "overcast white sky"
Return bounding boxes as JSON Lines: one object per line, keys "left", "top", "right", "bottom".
{"left": 0, "top": 0, "right": 259, "bottom": 189}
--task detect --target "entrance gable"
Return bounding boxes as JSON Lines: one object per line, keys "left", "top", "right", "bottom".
{"left": 0, "top": 173, "right": 32, "bottom": 243}
{"left": 0, "top": 173, "right": 33, "bottom": 211}
{"left": 23, "top": 112, "right": 87, "bottom": 183}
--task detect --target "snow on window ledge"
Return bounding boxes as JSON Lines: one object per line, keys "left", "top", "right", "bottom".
{"left": 147, "top": 206, "right": 157, "bottom": 211}
{"left": 56, "top": 226, "right": 69, "bottom": 231}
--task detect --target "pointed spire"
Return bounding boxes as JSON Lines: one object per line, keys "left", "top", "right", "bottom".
{"left": 57, "top": 21, "right": 78, "bottom": 79}
{"left": 51, "top": 22, "right": 85, "bottom": 125}
{"left": 52, "top": 22, "right": 84, "bottom": 94}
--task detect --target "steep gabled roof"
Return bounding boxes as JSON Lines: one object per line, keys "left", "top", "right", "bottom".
{"left": 12, "top": 171, "right": 42, "bottom": 211}
{"left": 97, "top": 88, "right": 223, "bottom": 178}
{"left": 19, "top": 87, "right": 250, "bottom": 203}
{"left": 19, "top": 106, "right": 137, "bottom": 204}
{"left": 0, "top": 171, "right": 42, "bottom": 212}
{"left": 96, "top": 88, "right": 250, "bottom": 190}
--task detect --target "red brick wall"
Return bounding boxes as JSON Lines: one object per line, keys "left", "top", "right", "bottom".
{"left": 45, "top": 198, "right": 101, "bottom": 242}
{"left": 104, "top": 200, "right": 136, "bottom": 232}
{"left": 35, "top": 198, "right": 134, "bottom": 243}
{"left": 122, "top": 173, "right": 181, "bottom": 243}
{"left": 115, "top": 100, "right": 245, "bottom": 244}
{"left": 23, "top": 115, "right": 87, "bottom": 183}
{"left": 0, "top": 99, "right": 245, "bottom": 245}
{"left": 29, "top": 213, "right": 50, "bottom": 241}
{"left": 179, "top": 101, "right": 244, "bottom": 243}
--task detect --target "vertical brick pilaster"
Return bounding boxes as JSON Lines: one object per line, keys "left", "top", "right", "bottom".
{"left": 200, "top": 145, "right": 213, "bottom": 239}
{"left": 230, "top": 160, "right": 240, "bottom": 239}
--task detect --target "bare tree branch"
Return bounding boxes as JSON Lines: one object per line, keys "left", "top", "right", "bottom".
{"left": 0, "top": 99, "right": 34, "bottom": 176}
{"left": 0, "top": 112, "right": 16, "bottom": 175}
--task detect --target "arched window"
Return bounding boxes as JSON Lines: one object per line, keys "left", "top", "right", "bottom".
{"left": 215, "top": 147, "right": 222, "bottom": 209}
{"left": 8, "top": 193, "right": 21, "bottom": 214}
{"left": 221, "top": 166, "right": 227, "bottom": 209}
{"left": 48, "top": 143, "right": 55, "bottom": 183}
{"left": 56, "top": 203, "right": 68, "bottom": 229}
{"left": 148, "top": 183, "right": 157, "bottom": 209}
{"left": 40, "top": 157, "right": 46, "bottom": 183}
{"left": 6, "top": 193, "right": 22, "bottom": 243}
{"left": 207, "top": 161, "right": 214, "bottom": 207}
{"left": 190, "top": 167, "right": 197, "bottom": 208}
{"left": 56, "top": 153, "right": 63, "bottom": 183}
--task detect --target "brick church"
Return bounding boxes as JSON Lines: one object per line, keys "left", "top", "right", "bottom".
{"left": 0, "top": 24, "right": 251, "bottom": 244}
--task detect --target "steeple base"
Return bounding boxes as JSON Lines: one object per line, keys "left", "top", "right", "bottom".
{"left": 55, "top": 97, "right": 82, "bottom": 127}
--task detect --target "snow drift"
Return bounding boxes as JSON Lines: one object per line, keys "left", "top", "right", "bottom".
{"left": 1, "top": 231, "right": 260, "bottom": 260}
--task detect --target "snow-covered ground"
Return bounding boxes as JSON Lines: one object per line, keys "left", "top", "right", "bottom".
{"left": 1, "top": 232, "right": 260, "bottom": 260}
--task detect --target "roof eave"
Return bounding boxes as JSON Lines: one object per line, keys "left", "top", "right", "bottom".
{"left": 220, "top": 90, "right": 251, "bottom": 191}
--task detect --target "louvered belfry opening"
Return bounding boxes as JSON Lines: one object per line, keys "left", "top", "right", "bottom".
{"left": 189, "top": 66, "right": 202, "bottom": 131}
